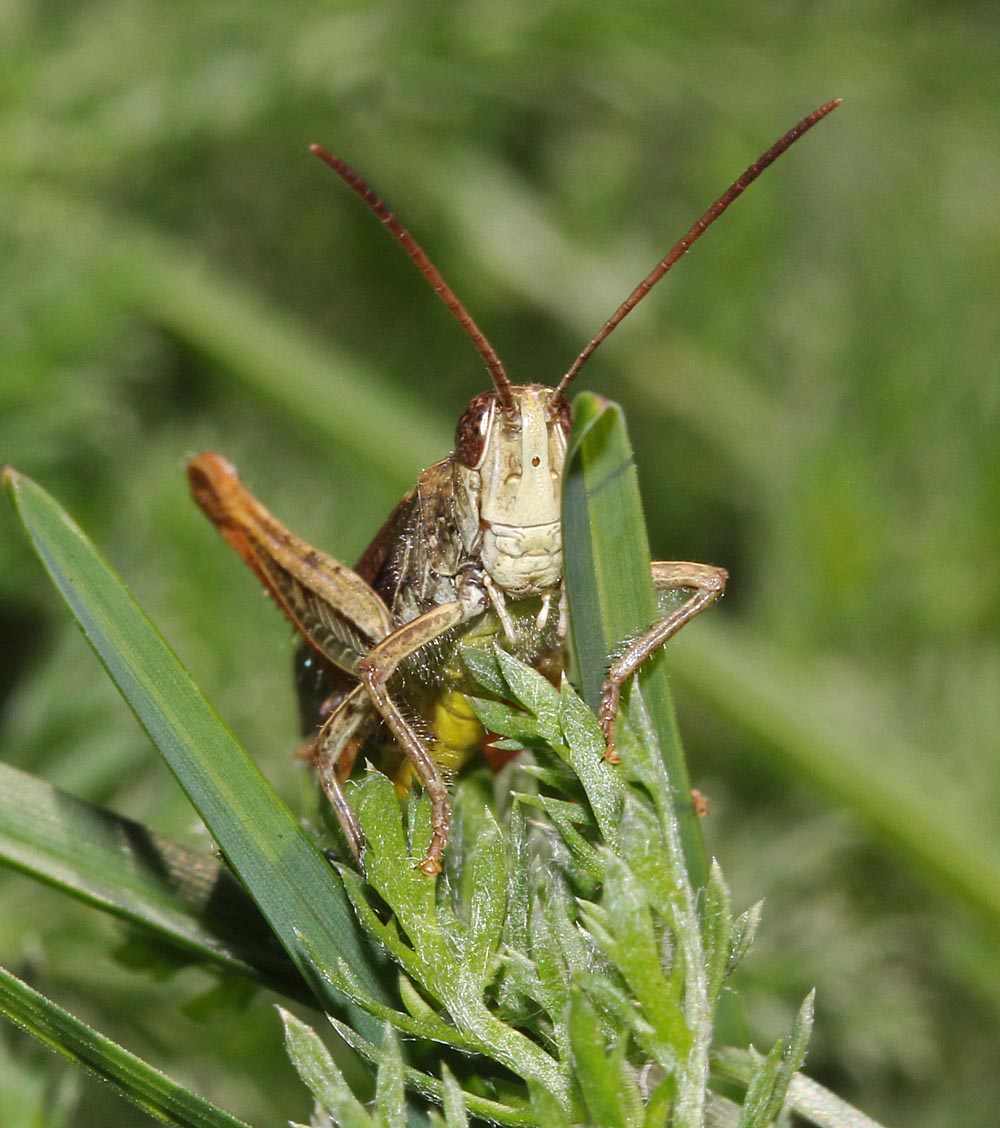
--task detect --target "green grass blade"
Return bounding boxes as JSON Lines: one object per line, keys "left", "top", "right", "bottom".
{"left": 563, "top": 392, "right": 707, "bottom": 889}
{"left": 3, "top": 468, "right": 389, "bottom": 1031}
{"left": 0, "top": 963, "right": 254, "bottom": 1128}
{"left": 0, "top": 761, "right": 309, "bottom": 1003}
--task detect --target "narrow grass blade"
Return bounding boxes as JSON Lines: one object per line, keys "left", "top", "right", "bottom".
{"left": 563, "top": 392, "right": 707, "bottom": 889}
{"left": 0, "top": 761, "right": 308, "bottom": 1003}
{"left": 3, "top": 469, "right": 389, "bottom": 1031}
{"left": 0, "top": 963, "right": 254, "bottom": 1128}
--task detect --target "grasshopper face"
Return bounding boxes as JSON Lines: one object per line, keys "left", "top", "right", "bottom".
{"left": 455, "top": 384, "right": 572, "bottom": 597}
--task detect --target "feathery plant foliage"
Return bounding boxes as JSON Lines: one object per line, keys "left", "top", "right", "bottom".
{"left": 280, "top": 651, "right": 815, "bottom": 1127}
{"left": 0, "top": 399, "right": 886, "bottom": 1125}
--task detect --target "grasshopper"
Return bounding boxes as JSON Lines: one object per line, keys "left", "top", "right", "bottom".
{"left": 188, "top": 100, "right": 839, "bottom": 875}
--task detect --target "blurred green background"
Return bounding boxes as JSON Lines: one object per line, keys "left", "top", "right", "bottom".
{"left": 1, "top": 2, "right": 998, "bottom": 1125}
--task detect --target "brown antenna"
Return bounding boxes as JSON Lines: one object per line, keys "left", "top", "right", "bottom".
{"left": 553, "top": 98, "right": 842, "bottom": 400}
{"left": 310, "top": 145, "right": 515, "bottom": 411}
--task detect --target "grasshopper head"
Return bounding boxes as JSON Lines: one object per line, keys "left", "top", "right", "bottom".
{"left": 313, "top": 102, "right": 841, "bottom": 599}
{"left": 455, "top": 385, "right": 572, "bottom": 596}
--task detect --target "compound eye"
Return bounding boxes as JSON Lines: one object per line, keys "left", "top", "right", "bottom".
{"left": 455, "top": 392, "right": 496, "bottom": 468}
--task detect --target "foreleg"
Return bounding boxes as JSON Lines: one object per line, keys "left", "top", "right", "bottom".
{"left": 599, "top": 561, "right": 727, "bottom": 760}
{"left": 359, "top": 602, "right": 467, "bottom": 875}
